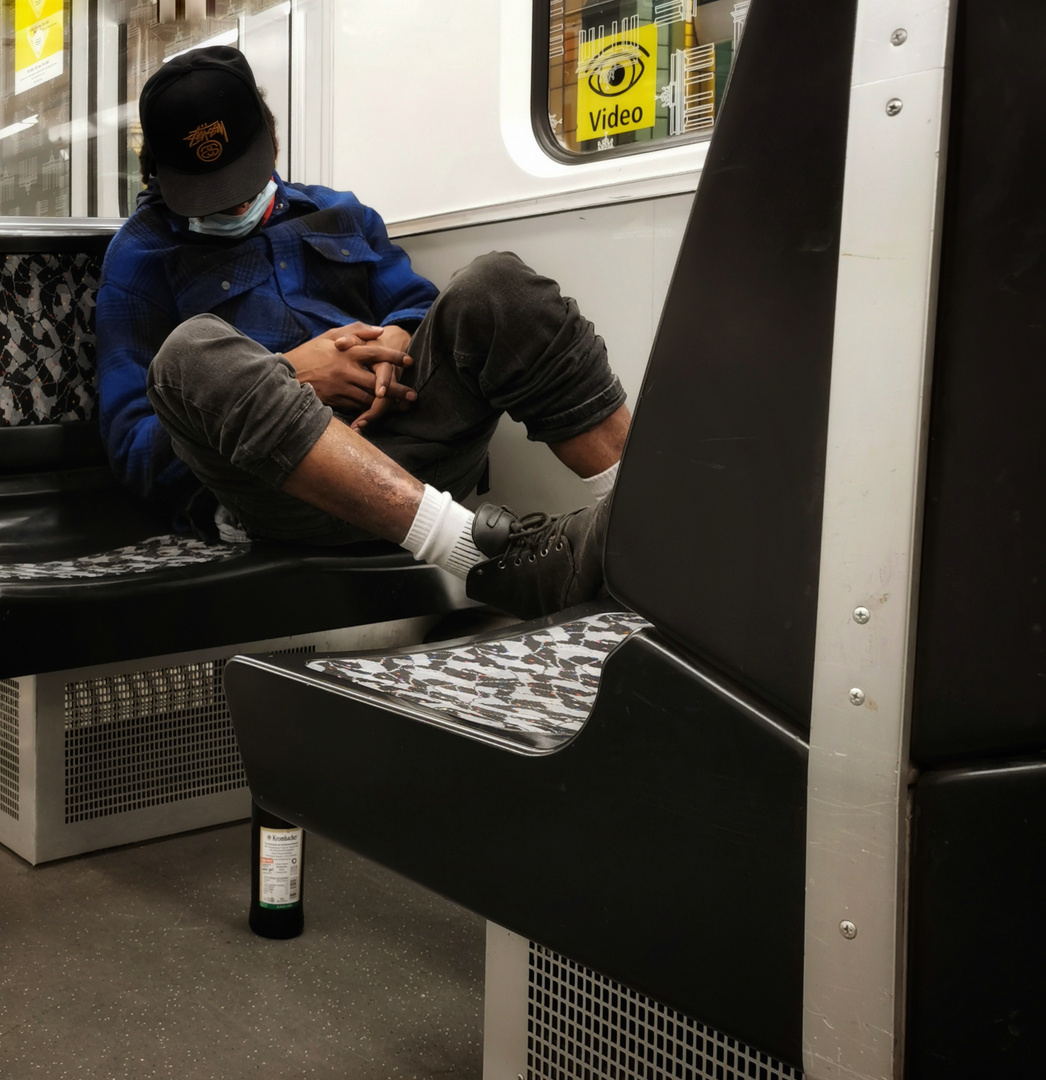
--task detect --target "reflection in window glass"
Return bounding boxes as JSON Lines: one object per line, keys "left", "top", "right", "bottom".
{"left": 120, "top": 0, "right": 289, "bottom": 217}
{"left": 546, "top": 0, "right": 749, "bottom": 156}
{"left": 115, "top": 1, "right": 244, "bottom": 218}
{"left": 0, "top": 0, "right": 286, "bottom": 218}
{"left": 0, "top": 0, "right": 72, "bottom": 216}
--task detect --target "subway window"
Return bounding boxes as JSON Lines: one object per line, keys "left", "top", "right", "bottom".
{"left": 0, "top": 0, "right": 72, "bottom": 215}
{"left": 115, "top": 1, "right": 247, "bottom": 220}
{"left": 542, "top": 0, "right": 749, "bottom": 157}
{"left": 0, "top": 0, "right": 287, "bottom": 219}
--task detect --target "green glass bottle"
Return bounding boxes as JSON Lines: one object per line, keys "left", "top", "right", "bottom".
{"left": 249, "top": 800, "right": 305, "bottom": 939}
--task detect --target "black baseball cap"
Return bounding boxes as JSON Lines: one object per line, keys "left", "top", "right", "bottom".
{"left": 139, "top": 45, "right": 275, "bottom": 218}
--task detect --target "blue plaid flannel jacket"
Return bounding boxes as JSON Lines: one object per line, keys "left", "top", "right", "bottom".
{"left": 95, "top": 174, "right": 439, "bottom": 501}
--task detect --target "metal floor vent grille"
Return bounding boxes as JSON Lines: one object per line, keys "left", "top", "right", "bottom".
{"left": 527, "top": 943, "right": 802, "bottom": 1080}
{"left": 0, "top": 679, "right": 19, "bottom": 820}
{"left": 63, "top": 649, "right": 313, "bottom": 825}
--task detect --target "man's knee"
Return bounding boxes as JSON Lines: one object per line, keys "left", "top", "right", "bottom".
{"left": 149, "top": 313, "right": 241, "bottom": 389}
{"left": 446, "top": 251, "right": 537, "bottom": 307}
{"left": 147, "top": 313, "right": 288, "bottom": 446}
{"left": 433, "top": 252, "right": 569, "bottom": 345}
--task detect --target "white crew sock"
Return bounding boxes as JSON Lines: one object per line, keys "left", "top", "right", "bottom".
{"left": 581, "top": 460, "right": 619, "bottom": 501}
{"left": 402, "top": 484, "right": 484, "bottom": 580}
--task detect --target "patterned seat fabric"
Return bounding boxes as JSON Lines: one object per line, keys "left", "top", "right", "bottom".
{"left": 0, "top": 535, "right": 247, "bottom": 583}
{"left": 0, "top": 252, "right": 102, "bottom": 426}
{"left": 308, "top": 611, "right": 650, "bottom": 740}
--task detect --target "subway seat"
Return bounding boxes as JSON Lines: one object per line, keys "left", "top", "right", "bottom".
{"left": 0, "top": 227, "right": 464, "bottom": 863}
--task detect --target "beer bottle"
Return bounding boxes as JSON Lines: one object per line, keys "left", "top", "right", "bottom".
{"left": 249, "top": 800, "right": 305, "bottom": 939}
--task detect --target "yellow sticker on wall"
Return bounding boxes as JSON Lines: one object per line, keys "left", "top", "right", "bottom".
{"left": 577, "top": 23, "right": 658, "bottom": 142}
{"left": 14, "top": 0, "right": 65, "bottom": 96}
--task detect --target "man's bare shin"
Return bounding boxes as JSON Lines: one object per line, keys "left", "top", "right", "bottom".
{"left": 549, "top": 403, "right": 631, "bottom": 477}
{"left": 280, "top": 419, "right": 424, "bottom": 543}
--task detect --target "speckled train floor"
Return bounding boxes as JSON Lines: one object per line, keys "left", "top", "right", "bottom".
{"left": 0, "top": 825, "right": 484, "bottom": 1079}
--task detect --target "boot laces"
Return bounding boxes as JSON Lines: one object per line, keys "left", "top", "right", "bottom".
{"left": 498, "top": 510, "right": 578, "bottom": 566}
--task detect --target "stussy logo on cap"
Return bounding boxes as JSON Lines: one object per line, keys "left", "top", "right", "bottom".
{"left": 184, "top": 121, "right": 229, "bottom": 163}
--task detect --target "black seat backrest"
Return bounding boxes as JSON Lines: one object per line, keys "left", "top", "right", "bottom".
{"left": 605, "top": 0, "right": 858, "bottom": 730}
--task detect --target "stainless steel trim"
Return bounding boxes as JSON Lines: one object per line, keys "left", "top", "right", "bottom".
{"left": 0, "top": 217, "right": 125, "bottom": 236}
{"left": 70, "top": 0, "right": 90, "bottom": 218}
{"left": 802, "top": 2, "right": 955, "bottom": 1078}
{"left": 482, "top": 924, "right": 530, "bottom": 1080}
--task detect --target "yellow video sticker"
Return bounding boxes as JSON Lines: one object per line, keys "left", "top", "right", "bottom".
{"left": 577, "top": 23, "right": 658, "bottom": 142}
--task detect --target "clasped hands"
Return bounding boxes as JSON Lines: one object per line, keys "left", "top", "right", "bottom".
{"left": 284, "top": 322, "right": 416, "bottom": 431}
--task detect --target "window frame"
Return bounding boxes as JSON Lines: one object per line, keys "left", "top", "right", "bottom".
{"left": 530, "top": 0, "right": 721, "bottom": 166}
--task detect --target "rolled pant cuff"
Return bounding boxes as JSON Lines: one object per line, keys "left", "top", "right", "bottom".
{"left": 525, "top": 378, "right": 627, "bottom": 444}
{"left": 251, "top": 391, "right": 334, "bottom": 489}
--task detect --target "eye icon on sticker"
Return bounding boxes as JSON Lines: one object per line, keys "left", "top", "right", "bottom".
{"left": 584, "top": 40, "right": 649, "bottom": 97}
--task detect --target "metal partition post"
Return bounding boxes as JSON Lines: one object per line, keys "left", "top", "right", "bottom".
{"left": 482, "top": 924, "right": 529, "bottom": 1080}
{"left": 289, "top": 0, "right": 334, "bottom": 187}
{"left": 94, "top": 12, "right": 124, "bottom": 218}
{"left": 69, "top": 0, "right": 91, "bottom": 217}
{"left": 802, "top": 2, "right": 954, "bottom": 1079}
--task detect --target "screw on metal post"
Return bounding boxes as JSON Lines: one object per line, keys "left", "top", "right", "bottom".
{"left": 840, "top": 920, "right": 858, "bottom": 940}
{"left": 890, "top": 28, "right": 908, "bottom": 46}
{"left": 849, "top": 688, "right": 866, "bottom": 706}
{"left": 886, "top": 98, "right": 903, "bottom": 116}
{"left": 853, "top": 606, "right": 871, "bottom": 624}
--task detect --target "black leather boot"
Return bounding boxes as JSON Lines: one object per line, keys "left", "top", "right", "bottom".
{"left": 466, "top": 498, "right": 611, "bottom": 620}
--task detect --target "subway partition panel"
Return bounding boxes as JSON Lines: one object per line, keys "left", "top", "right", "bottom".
{"left": 906, "top": 762, "right": 1046, "bottom": 1078}
{"left": 225, "top": 626, "right": 809, "bottom": 1066}
{"left": 605, "top": 0, "right": 856, "bottom": 726}
{"left": 911, "top": 0, "right": 1046, "bottom": 763}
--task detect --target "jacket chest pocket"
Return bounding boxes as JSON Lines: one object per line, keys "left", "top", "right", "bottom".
{"left": 301, "top": 233, "right": 381, "bottom": 325}
{"left": 176, "top": 245, "right": 274, "bottom": 317}
{"left": 174, "top": 247, "right": 307, "bottom": 352}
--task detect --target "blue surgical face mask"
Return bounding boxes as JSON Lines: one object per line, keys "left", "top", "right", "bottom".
{"left": 188, "top": 178, "right": 277, "bottom": 238}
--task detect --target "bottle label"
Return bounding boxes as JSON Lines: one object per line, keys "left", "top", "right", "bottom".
{"left": 258, "top": 827, "right": 303, "bottom": 909}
